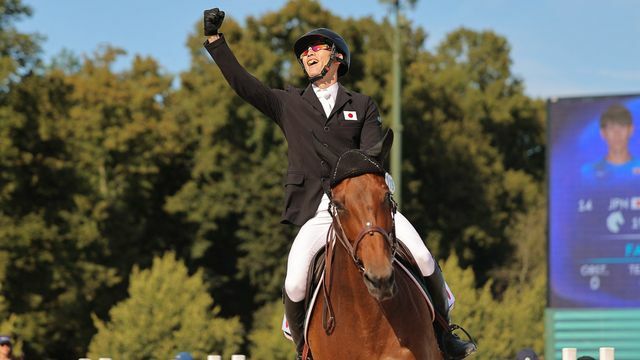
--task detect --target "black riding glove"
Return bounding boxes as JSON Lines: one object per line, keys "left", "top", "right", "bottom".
{"left": 204, "top": 8, "right": 225, "bottom": 36}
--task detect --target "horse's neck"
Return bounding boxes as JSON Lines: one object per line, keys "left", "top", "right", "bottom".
{"left": 331, "top": 244, "right": 380, "bottom": 308}
{"left": 311, "top": 241, "right": 442, "bottom": 360}
{"left": 334, "top": 244, "right": 360, "bottom": 281}
{"left": 331, "top": 245, "right": 429, "bottom": 323}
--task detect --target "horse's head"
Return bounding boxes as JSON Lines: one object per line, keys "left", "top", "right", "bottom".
{"left": 314, "top": 130, "right": 398, "bottom": 301}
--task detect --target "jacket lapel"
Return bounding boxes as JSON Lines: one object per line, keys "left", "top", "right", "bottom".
{"left": 301, "top": 84, "right": 325, "bottom": 117}
{"left": 327, "top": 84, "right": 352, "bottom": 123}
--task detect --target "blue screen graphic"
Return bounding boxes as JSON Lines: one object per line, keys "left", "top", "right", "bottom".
{"left": 549, "top": 95, "right": 640, "bottom": 308}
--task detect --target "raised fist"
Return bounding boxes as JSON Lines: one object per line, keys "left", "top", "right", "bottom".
{"left": 204, "top": 8, "right": 225, "bottom": 36}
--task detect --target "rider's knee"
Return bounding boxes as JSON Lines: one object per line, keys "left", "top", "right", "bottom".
{"left": 284, "top": 277, "right": 307, "bottom": 302}
{"left": 414, "top": 252, "right": 435, "bottom": 277}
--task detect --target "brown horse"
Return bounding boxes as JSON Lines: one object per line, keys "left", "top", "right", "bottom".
{"left": 308, "top": 130, "right": 442, "bottom": 360}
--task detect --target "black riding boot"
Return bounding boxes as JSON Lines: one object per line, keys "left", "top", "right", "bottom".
{"left": 283, "top": 292, "right": 311, "bottom": 360}
{"left": 423, "top": 263, "right": 477, "bottom": 360}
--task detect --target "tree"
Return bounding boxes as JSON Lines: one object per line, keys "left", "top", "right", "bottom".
{"left": 0, "top": 293, "right": 23, "bottom": 357}
{"left": 0, "top": 44, "right": 184, "bottom": 356}
{"left": 248, "top": 300, "right": 295, "bottom": 360}
{"left": 0, "top": 1, "right": 116, "bottom": 356}
{"left": 0, "top": 0, "right": 41, "bottom": 88}
{"left": 400, "top": 27, "right": 545, "bottom": 282}
{"left": 441, "top": 254, "right": 545, "bottom": 360}
{"left": 88, "top": 252, "right": 243, "bottom": 359}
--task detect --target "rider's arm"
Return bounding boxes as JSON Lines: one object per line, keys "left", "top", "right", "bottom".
{"left": 204, "top": 35, "right": 284, "bottom": 123}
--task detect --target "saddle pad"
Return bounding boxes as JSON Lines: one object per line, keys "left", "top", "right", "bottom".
{"left": 281, "top": 269, "right": 325, "bottom": 342}
{"left": 281, "top": 263, "right": 436, "bottom": 342}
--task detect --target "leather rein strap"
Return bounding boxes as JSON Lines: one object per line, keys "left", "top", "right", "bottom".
{"left": 320, "top": 198, "right": 398, "bottom": 335}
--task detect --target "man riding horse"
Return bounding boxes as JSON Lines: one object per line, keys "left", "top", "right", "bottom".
{"left": 203, "top": 7, "right": 477, "bottom": 360}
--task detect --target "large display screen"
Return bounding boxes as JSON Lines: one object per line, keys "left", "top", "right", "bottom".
{"left": 549, "top": 94, "right": 640, "bottom": 308}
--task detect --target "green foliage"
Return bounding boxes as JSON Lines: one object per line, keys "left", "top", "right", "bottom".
{"left": 442, "top": 254, "right": 545, "bottom": 359}
{"left": 0, "top": 44, "right": 179, "bottom": 357}
{"left": 0, "top": 0, "right": 41, "bottom": 87}
{"left": 248, "top": 300, "right": 295, "bottom": 360}
{"left": 481, "top": 198, "right": 547, "bottom": 357}
{"left": 441, "top": 254, "right": 495, "bottom": 347}
{"left": 401, "top": 27, "right": 545, "bottom": 282}
{"left": 494, "top": 196, "right": 547, "bottom": 288}
{"left": 0, "top": 293, "right": 23, "bottom": 357}
{"left": 479, "top": 272, "right": 546, "bottom": 358}
{"left": 88, "top": 252, "right": 243, "bottom": 359}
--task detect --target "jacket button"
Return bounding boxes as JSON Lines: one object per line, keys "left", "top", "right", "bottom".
{"left": 321, "top": 161, "right": 325, "bottom": 165}
{"left": 324, "top": 126, "right": 330, "bottom": 132}
{"left": 323, "top": 143, "right": 328, "bottom": 147}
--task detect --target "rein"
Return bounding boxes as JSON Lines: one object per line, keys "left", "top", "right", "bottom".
{"left": 320, "top": 193, "right": 399, "bottom": 335}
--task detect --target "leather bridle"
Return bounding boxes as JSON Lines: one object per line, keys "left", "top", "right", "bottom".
{"left": 328, "top": 193, "right": 398, "bottom": 272}
{"left": 320, "top": 190, "right": 399, "bottom": 335}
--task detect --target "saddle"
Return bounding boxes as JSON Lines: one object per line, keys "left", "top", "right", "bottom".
{"left": 304, "top": 241, "right": 431, "bottom": 304}
{"left": 303, "top": 238, "right": 435, "bottom": 325}
{"left": 282, "top": 239, "right": 436, "bottom": 341}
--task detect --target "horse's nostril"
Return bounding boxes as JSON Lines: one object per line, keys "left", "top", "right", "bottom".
{"left": 364, "top": 272, "right": 394, "bottom": 289}
{"left": 363, "top": 271, "right": 396, "bottom": 301}
{"left": 383, "top": 275, "right": 396, "bottom": 291}
{"left": 363, "top": 272, "right": 374, "bottom": 284}
{"left": 365, "top": 272, "right": 382, "bottom": 285}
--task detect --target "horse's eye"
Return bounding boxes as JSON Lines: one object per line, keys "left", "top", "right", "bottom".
{"left": 333, "top": 201, "right": 347, "bottom": 213}
{"left": 385, "top": 192, "right": 396, "bottom": 209}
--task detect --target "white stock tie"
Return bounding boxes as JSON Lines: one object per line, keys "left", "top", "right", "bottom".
{"left": 318, "top": 90, "right": 333, "bottom": 117}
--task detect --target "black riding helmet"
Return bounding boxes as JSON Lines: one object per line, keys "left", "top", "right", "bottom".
{"left": 294, "top": 28, "right": 350, "bottom": 80}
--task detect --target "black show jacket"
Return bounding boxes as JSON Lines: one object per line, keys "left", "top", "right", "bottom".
{"left": 205, "top": 35, "right": 383, "bottom": 226}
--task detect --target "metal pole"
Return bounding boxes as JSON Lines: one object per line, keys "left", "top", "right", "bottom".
{"left": 391, "top": 0, "right": 403, "bottom": 209}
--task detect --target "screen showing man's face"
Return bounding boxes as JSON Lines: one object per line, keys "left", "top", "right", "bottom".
{"left": 601, "top": 123, "right": 634, "bottom": 153}
{"left": 549, "top": 95, "right": 640, "bottom": 310}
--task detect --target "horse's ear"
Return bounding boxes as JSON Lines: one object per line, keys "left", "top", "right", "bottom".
{"left": 312, "top": 130, "right": 340, "bottom": 166}
{"left": 364, "top": 129, "right": 394, "bottom": 163}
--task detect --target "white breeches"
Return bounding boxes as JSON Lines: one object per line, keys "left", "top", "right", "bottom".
{"left": 284, "top": 194, "right": 437, "bottom": 302}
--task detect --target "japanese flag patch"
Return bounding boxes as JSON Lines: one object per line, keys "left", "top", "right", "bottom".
{"left": 343, "top": 110, "right": 358, "bottom": 121}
